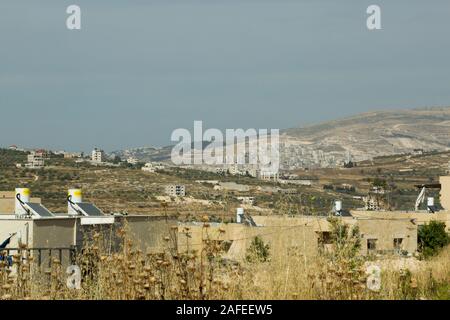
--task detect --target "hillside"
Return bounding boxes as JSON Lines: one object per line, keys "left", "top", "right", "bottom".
{"left": 283, "top": 107, "right": 450, "bottom": 162}
{"left": 112, "top": 107, "right": 450, "bottom": 168}
{"left": 110, "top": 146, "right": 172, "bottom": 162}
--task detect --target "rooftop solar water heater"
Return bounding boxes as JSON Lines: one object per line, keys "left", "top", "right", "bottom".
{"left": 24, "top": 202, "right": 55, "bottom": 217}
{"left": 74, "top": 202, "right": 104, "bottom": 216}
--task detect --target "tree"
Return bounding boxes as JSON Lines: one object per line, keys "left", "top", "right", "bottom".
{"left": 418, "top": 221, "right": 450, "bottom": 258}
{"left": 327, "top": 217, "right": 361, "bottom": 259}
{"left": 112, "top": 155, "right": 122, "bottom": 164}
{"left": 246, "top": 236, "right": 270, "bottom": 263}
{"left": 372, "top": 178, "right": 386, "bottom": 188}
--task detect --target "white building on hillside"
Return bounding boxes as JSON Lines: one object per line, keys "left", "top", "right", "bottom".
{"left": 142, "top": 162, "right": 165, "bottom": 173}
{"left": 142, "top": 163, "right": 156, "bottom": 173}
{"left": 91, "top": 148, "right": 105, "bottom": 163}
{"left": 258, "top": 170, "right": 279, "bottom": 181}
{"left": 127, "top": 157, "right": 139, "bottom": 165}
{"left": 25, "top": 151, "right": 45, "bottom": 169}
{"left": 165, "top": 185, "right": 186, "bottom": 197}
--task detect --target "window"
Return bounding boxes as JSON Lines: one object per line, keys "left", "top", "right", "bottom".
{"left": 318, "top": 232, "right": 333, "bottom": 246}
{"left": 393, "top": 238, "right": 403, "bottom": 250}
{"left": 367, "top": 239, "right": 377, "bottom": 251}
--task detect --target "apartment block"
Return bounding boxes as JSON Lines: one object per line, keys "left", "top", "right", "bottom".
{"left": 165, "top": 184, "right": 186, "bottom": 197}
{"left": 91, "top": 148, "right": 105, "bottom": 163}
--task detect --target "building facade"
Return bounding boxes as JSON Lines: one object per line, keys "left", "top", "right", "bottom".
{"left": 91, "top": 148, "right": 105, "bottom": 163}
{"left": 165, "top": 185, "right": 186, "bottom": 197}
{"left": 25, "top": 151, "right": 45, "bottom": 169}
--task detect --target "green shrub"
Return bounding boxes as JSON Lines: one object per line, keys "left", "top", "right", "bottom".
{"left": 246, "top": 236, "right": 270, "bottom": 263}
{"left": 418, "top": 221, "right": 450, "bottom": 258}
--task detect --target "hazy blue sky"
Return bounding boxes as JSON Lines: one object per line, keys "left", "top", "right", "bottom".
{"left": 1, "top": 0, "right": 450, "bottom": 152}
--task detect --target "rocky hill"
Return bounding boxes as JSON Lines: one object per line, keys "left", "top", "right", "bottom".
{"left": 282, "top": 107, "right": 450, "bottom": 163}
{"left": 111, "top": 107, "right": 450, "bottom": 168}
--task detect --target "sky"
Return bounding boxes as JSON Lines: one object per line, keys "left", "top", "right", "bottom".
{"left": 1, "top": 0, "right": 450, "bottom": 152}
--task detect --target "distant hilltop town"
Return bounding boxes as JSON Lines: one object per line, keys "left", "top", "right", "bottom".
{"left": 110, "top": 107, "right": 450, "bottom": 170}
{"left": 5, "top": 107, "right": 450, "bottom": 173}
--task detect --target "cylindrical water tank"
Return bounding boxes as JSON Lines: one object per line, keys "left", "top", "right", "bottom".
{"left": 427, "top": 197, "right": 434, "bottom": 207}
{"left": 335, "top": 200, "right": 342, "bottom": 212}
{"left": 236, "top": 207, "right": 244, "bottom": 223}
{"left": 15, "top": 188, "right": 30, "bottom": 217}
{"left": 68, "top": 188, "right": 82, "bottom": 216}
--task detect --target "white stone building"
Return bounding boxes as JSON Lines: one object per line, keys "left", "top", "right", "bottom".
{"left": 25, "top": 151, "right": 45, "bottom": 169}
{"left": 165, "top": 185, "right": 186, "bottom": 197}
{"left": 91, "top": 148, "right": 105, "bottom": 163}
{"left": 127, "top": 157, "right": 139, "bottom": 165}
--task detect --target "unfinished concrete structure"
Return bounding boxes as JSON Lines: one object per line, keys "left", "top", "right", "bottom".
{"left": 351, "top": 175, "right": 450, "bottom": 233}
{"left": 251, "top": 215, "right": 418, "bottom": 257}
{"left": 165, "top": 184, "right": 186, "bottom": 197}
{"left": 177, "top": 213, "right": 418, "bottom": 261}
{"left": 177, "top": 220, "right": 317, "bottom": 261}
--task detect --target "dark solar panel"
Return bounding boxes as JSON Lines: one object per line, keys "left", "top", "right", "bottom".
{"left": 25, "top": 202, "right": 54, "bottom": 217}
{"left": 76, "top": 202, "right": 104, "bottom": 216}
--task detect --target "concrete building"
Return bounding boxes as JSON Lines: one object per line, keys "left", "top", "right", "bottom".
{"left": 0, "top": 188, "right": 177, "bottom": 268}
{"left": 214, "top": 182, "right": 251, "bottom": 192}
{"left": 91, "top": 148, "right": 105, "bottom": 163}
{"left": 370, "top": 186, "right": 386, "bottom": 194}
{"left": 0, "top": 214, "right": 176, "bottom": 268}
{"left": 165, "top": 185, "right": 186, "bottom": 197}
{"left": 142, "top": 163, "right": 156, "bottom": 173}
{"left": 142, "top": 162, "right": 165, "bottom": 173}
{"left": 279, "top": 179, "right": 313, "bottom": 186}
{"left": 34, "top": 149, "right": 48, "bottom": 158}
{"left": 177, "top": 212, "right": 418, "bottom": 261}
{"left": 195, "top": 180, "right": 219, "bottom": 185}
{"left": 258, "top": 170, "right": 279, "bottom": 181}
{"left": 236, "top": 196, "right": 255, "bottom": 205}
{"left": 256, "top": 185, "right": 280, "bottom": 194}
{"left": 351, "top": 210, "right": 450, "bottom": 233}
{"left": 215, "top": 168, "right": 226, "bottom": 175}
{"left": 63, "top": 151, "right": 83, "bottom": 159}
{"left": 25, "top": 151, "right": 45, "bottom": 169}
{"left": 127, "top": 157, "right": 139, "bottom": 165}
{"left": 278, "top": 188, "right": 298, "bottom": 195}
{"left": 177, "top": 221, "right": 317, "bottom": 261}
{"left": 252, "top": 215, "right": 418, "bottom": 256}
{"left": 353, "top": 175, "right": 450, "bottom": 232}
{"left": 363, "top": 195, "right": 383, "bottom": 211}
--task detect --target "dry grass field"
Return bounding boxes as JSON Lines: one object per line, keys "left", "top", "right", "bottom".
{"left": 0, "top": 223, "right": 449, "bottom": 300}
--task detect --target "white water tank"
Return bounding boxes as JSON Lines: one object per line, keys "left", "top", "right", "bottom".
{"left": 427, "top": 197, "right": 434, "bottom": 207}
{"left": 68, "top": 189, "right": 82, "bottom": 216}
{"left": 15, "top": 188, "right": 30, "bottom": 217}
{"left": 335, "top": 200, "right": 342, "bottom": 212}
{"left": 236, "top": 208, "right": 244, "bottom": 223}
